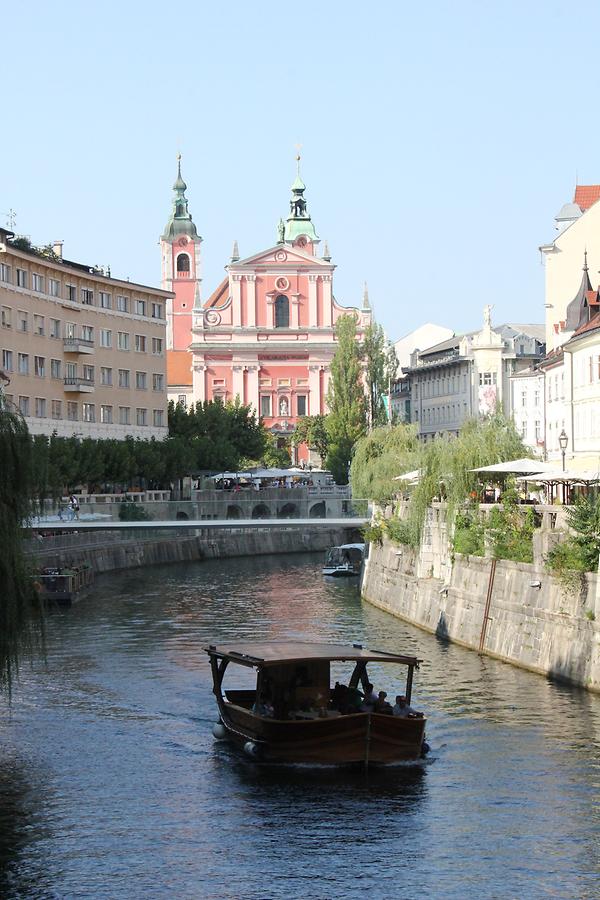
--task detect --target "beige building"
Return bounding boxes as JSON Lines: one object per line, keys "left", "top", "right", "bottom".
{"left": 0, "top": 227, "right": 172, "bottom": 440}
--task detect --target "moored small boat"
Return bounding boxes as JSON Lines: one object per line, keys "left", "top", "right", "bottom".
{"left": 205, "top": 641, "right": 427, "bottom": 766}
{"left": 322, "top": 543, "right": 365, "bottom": 578}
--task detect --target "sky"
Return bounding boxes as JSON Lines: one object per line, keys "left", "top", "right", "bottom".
{"left": 2, "top": 1, "right": 599, "bottom": 341}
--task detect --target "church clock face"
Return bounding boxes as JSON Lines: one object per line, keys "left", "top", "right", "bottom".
{"left": 178, "top": 237, "right": 188, "bottom": 247}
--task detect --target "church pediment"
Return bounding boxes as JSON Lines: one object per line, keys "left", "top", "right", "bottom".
{"left": 230, "top": 244, "right": 332, "bottom": 270}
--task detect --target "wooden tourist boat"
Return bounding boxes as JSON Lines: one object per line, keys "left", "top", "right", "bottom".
{"left": 205, "top": 641, "right": 427, "bottom": 766}
{"left": 322, "top": 543, "right": 365, "bottom": 578}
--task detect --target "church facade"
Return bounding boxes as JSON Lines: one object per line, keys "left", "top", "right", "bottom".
{"left": 162, "top": 157, "right": 371, "bottom": 462}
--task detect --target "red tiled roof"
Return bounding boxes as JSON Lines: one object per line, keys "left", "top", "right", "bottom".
{"left": 570, "top": 314, "right": 600, "bottom": 339}
{"left": 586, "top": 290, "right": 600, "bottom": 306}
{"left": 167, "top": 350, "right": 193, "bottom": 386}
{"left": 574, "top": 185, "right": 600, "bottom": 210}
{"left": 204, "top": 277, "right": 228, "bottom": 309}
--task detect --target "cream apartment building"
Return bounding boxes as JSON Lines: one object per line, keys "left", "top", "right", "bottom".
{"left": 0, "top": 228, "right": 172, "bottom": 439}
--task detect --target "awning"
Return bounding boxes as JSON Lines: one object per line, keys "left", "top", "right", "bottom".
{"left": 515, "top": 469, "right": 600, "bottom": 484}
{"left": 470, "top": 458, "right": 551, "bottom": 475}
{"left": 393, "top": 469, "right": 421, "bottom": 483}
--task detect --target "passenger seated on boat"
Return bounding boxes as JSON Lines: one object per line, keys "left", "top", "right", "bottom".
{"left": 360, "top": 683, "right": 377, "bottom": 711}
{"left": 252, "top": 698, "right": 274, "bottom": 717}
{"left": 374, "top": 691, "right": 393, "bottom": 714}
{"left": 392, "top": 695, "right": 415, "bottom": 717}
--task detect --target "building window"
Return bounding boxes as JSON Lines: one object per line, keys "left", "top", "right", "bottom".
{"left": 100, "top": 405, "right": 113, "bottom": 424}
{"left": 520, "top": 421, "right": 527, "bottom": 439}
{"left": 67, "top": 401, "right": 78, "bottom": 421}
{"left": 16, "top": 269, "right": 27, "bottom": 288}
{"left": 534, "top": 389, "right": 540, "bottom": 407}
{"left": 66, "top": 284, "right": 77, "bottom": 302}
{"left": 82, "top": 403, "right": 95, "bottom": 423}
{"left": 1, "top": 306, "right": 11, "bottom": 328}
{"left": 260, "top": 395, "right": 272, "bottom": 417}
{"left": 177, "top": 394, "right": 187, "bottom": 407}
{"left": 49, "top": 278, "right": 61, "bottom": 297}
{"left": 35, "top": 397, "right": 46, "bottom": 418}
{"left": 136, "top": 408, "right": 147, "bottom": 426}
{"left": 479, "top": 372, "right": 495, "bottom": 386}
{"left": 101, "top": 367, "right": 112, "bottom": 386}
{"left": 535, "top": 420, "right": 541, "bottom": 442}
{"left": 50, "top": 359, "right": 61, "bottom": 379}
{"left": 521, "top": 390, "right": 526, "bottom": 407}
{"left": 18, "top": 310, "right": 28, "bottom": 332}
{"left": 100, "top": 328, "right": 112, "bottom": 348}
{"left": 49, "top": 318, "right": 61, "bottom": 338}
{"left": 82, "top": 365, "right": 94, "bottom": 383}
{"left": 176, "top": 254, "right": 190, "bottom": 273}
{"left": 297, "top": 394, "right": 307, "bottom": 416}
{"left": 151, "top": 302, "right": 163, "bottom": 319}
{"left": 134, "top": 299, "right": 146, "bottom": 316}
{"left": 65, "top": 322, "right": 76, "bottom": 339}
{"left": 2, "top": 349, "right": 13, "bottom": 371}
{"left": 81, "top": 324, "right": 94, "bottom": 342}
{"left": 0, "top": 263, "right": 11, "bottom": 282}
{"left": 34, "top": 314, "right": 45, "bottom": 336}
{"left": 152, "top": 338, "right": 163, "bottom": 355}
{"left": 136, "top": 371, "right": 147, "bottom": 390}
{"left": 153, "top": 409, "right": 164, "bottom": 427}
{"left": 66, "top": 362, "right": 77, "bottom": 381}
{"left": 118, "top": 369, "right": 130, "bottom": 388}
{"left": 274, "top": 295, "right": 289, "bottom": 328}
{"left": 135, "top": 335, "right": 146, "bottom": 352}
{"left": 153, "top": 374, "right": 164, "bottom": 391}
{"left": 99, "top": 291, "right": 111, "bottom": 309}
{"left": 19, "top": 396, "right": 29, "bottom": 416}
{"left": 278, "top": 378, "right": 291, "bottom": 387}
{"left": 118, "top": 332, "right": 130, "bottom": 351}
{"left": 116, "top": 295, "right": 128, "bottom": 312}
{"left": 32, "top": 273, "right": 44, "bottom": 292}
{"left": 81, "top": 288, "right": 94, "bottom": 305}
{"left": 119, "top": 406, "right": 130, "bottom": 425}
{"left": 259, "top": 378, "right": 272, "bottom": 387}
{"left": 34, "top": 356, "right": 45, "bottom": 377}
{"left": 51, "top": 400, "right": 62, "bottom": 420}
{"left": 18, "top": 353, "right": 29, "bottom": 375}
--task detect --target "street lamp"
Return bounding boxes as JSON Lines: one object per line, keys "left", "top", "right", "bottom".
{"left": 558, "top": 429, "right": 568, "bottom": 472}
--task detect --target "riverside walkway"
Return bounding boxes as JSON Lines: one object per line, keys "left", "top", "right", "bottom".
{"left": 30, "top": 517, "right": 368, "bottom": 533}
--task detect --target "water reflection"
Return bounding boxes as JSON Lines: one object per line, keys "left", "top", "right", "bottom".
{"left": 0, "top": 552, "right": 599, "bottom": 899}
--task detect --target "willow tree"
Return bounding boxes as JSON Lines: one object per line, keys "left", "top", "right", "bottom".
{"left": 350, "top": 423, "right": 420, "bottom": 505}
{"left": 325, "top": 315, "right": 367, "bottom": 484}
{"left": 0, "top": 406, "right": 43, "bottom": 694}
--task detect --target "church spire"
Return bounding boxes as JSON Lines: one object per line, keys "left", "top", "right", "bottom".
{"left": 284, "top": 153, "right": 319, "bottom": 245}
{"left": 362, "top": 282, "right": 371, "bottom": 310}
{"left": 162, "top": 154, "right": 199, "bottom": 241}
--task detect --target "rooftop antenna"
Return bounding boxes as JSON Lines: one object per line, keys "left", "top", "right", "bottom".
{"left": 4, "top": 209, "right": 16, "bottom": 230}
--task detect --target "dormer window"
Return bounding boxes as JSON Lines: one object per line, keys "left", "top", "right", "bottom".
{"left": 274, "top": 295, "right": 289, "bottom": 328}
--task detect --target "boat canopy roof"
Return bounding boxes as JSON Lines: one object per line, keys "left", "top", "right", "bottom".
{"left": 204, "top": 641, "right": 421, "bottom": 668}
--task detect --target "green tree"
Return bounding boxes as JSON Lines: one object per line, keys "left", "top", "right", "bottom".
{"left": 0, "top": 406, "right": 43, "bottom": 694}
{"left": 325, "top": 315, "right": 367, "bottom": 483}
{"left": 362, "top": 322, "right": 397, "bottom": 429}
{"left": 350, "top": 423, "right": 420, "bottom": 505}
{"left": 292, "top": 415, "right": 330, "bottom": 464}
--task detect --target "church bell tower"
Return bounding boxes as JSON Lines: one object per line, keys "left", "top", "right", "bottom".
{"left": 160, "top": 155, "right": 202, "bottom": 350}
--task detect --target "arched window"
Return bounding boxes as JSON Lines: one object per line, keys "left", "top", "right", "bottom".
{"left": 274, "top": 294, "right": 289, "bottom": 328}
{"left": 176, "top": 253, "right": 190, "bottom": 273}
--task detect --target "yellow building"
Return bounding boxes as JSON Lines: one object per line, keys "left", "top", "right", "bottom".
{"left": 0, "top": 227, "right": 172, "bottom": 439}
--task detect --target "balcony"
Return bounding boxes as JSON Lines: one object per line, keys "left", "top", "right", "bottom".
{"left": 63, "top": 376, "right": 94, "bottom": 393}
{"left": 63, "top": 337, "right": 94, "bottom": 354}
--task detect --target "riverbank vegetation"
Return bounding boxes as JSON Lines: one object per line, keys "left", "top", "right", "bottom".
{"left": 546, "top": 495, "right": 600, "bottom": 590}
{"left": 0, "top": 407, "right": 43, "bottom": 694}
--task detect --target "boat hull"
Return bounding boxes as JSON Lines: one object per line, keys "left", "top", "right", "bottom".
{"left": 322, "top": 567, "right": 360, "bottom": 578}
{"left": 219, "top": 704, "right": 426, "bottom": 765}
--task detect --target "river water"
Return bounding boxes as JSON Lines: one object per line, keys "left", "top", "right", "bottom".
{"left": 1, "top": 553, "right": 600, "bottom": 899}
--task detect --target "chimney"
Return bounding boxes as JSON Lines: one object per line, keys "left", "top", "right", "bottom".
{"left": 52, "top": 240, "right": 64, "bottom": 259}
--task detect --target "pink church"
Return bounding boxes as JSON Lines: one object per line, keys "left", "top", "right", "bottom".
{"left": 162, "top": 157, "right": 371, "bottom": 463}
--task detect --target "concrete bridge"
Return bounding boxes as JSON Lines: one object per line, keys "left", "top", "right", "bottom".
{"left": 30, "top": 517, "right": 368, "bottom": 533}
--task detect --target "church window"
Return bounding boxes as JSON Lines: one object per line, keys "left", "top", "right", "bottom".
{"left": 297, "top": 395, "right": 307, "bottom": 416}
{"left": 176, "top": 253, "right": 190, "bottom": 274}
{"left": 274, "top": 295, "right": 289, "bottom": 328}
{"left": 260, "top": 395, "right": 272, "bottom": 417}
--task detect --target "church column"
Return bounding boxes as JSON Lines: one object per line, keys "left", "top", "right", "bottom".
{"left": 232, "top": 364, "right": 244, "bottom": 402}
{"left": 265, "top": 293, "right": 275, "bottom": 328}
{"left": 193, "top": 362, "right": 207, "bottom": 402}
{"left": 322, "top": 275, "right": 332, "bottom": 327}
{"left": 308, "top": 275, "right": 318, "bottom": 326}
{"left": 232, "top": 274, "right": 242, "bottom": 327}
{"left": 309, "top": 364, "right": 321, "bottom": 415}
{"left": 246, "top": 363, "right": 260, "bottom": 413}
{"left": 246, "top": 275, "right": 256, "bottom": 327}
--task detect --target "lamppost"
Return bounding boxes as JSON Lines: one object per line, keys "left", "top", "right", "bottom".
{"left": 558, "top": 429, "right": 568, "bottom": 472}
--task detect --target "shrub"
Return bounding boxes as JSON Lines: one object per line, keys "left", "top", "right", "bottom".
{"left": 362, "top": 522, "right": 384, "bottom": 547}
{"left": 385, "top": 517, "right": 418, "bottom": 547}
{"left": 453, "top": 509, "right": 485, "bottom": 556}
{"left": 118, "top": 502, "right": 153, "bottom": 522}
{"left": 546, "top": 539, "right": 588, "bottom": 595}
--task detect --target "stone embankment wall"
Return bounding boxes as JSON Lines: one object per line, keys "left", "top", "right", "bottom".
{"left": 362, "top": 538, "right": 600, "bottom": 692}
{"left": 27, "top": 526, "right": 358, "bottom": 575}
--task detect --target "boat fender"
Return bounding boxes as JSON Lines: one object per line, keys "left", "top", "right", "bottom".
{"left": 212, "top": 722, "right": 226, "bottom": 740}
{"left": 421, "top": 740, "right": 430, "bottom": 757}
{"left": 243, "top": 741, "right": 260, "bottom": 759}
